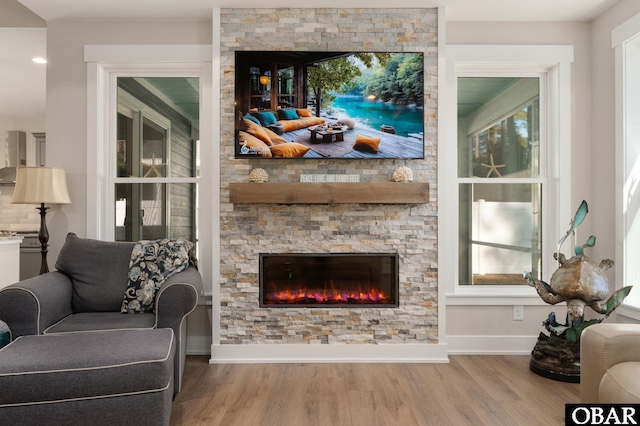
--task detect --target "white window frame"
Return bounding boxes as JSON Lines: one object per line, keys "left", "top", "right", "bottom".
{"left": 613, "top": 12, "right": 640, "bottom": 320}
{"left": 84, "top": 45, "right": 217, "bottom": 295}
{"left": 441, "top": 45, "right": 573, "bottom": 305}
{"left": 116, "top": 88, "right": 173, "bottom": 239}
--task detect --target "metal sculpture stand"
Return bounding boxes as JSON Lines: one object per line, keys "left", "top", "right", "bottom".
{"left": 529, "top": 332, "right": 580, "bottom": 382}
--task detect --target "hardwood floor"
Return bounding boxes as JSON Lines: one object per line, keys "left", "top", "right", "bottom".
{"left": 170, "top": 355, "right": 580, "bottom": 426}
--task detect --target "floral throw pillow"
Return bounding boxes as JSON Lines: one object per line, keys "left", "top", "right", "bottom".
{"left": 121, "top": 238, "right": 194, "bottom": 314}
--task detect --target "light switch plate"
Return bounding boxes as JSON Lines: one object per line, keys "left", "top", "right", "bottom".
{"left": 513, "top": 305, "right": 524, "bottom": 321}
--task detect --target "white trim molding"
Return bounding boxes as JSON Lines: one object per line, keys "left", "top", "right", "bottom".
{"left": 210, "top": 343, "right": 449, "bottom": 364}
{"left": 84, "top": 44, "right": 216, "bottom": 299}
{"left": 84, "top": 45, "right": 212, "bottom": 63}
{"left": 613, "top": 11, "right": 640, "bottom": 318}
{"left": 441, "top": 44, "right": 574, "bottom": 304}
{"left": 445, "top": 335, "right": 538, "bottom": 355}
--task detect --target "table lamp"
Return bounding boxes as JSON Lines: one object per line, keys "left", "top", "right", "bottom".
{"left": 11, "top": 167, "right": 71, "bottom": 274}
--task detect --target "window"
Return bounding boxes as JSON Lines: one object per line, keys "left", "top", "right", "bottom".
{"left": 85, "top": 45, "right": 215, "bottom": 293}
{"left": 458, "top": 77, "right": 542, "bottom": 286}
{"left": 249, "top": 66, "right": 271, "bottom": 110}
{"left": 115, "top": 79, "right": 198, "bottom": 244}
{"left": 442, "top": 45, "right": 573, "bottom": 303}
{"left": 614, "top": 13, "right": 640, "bottom": 317}
{"left": 277, "top": 66, "right": 295, "bottom": 108}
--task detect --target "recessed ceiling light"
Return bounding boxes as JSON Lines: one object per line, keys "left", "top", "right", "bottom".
{"left": 32, "top": 57, "right": 47, "bottom": 64}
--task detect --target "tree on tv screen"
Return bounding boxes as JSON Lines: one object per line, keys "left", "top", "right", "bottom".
{"left": 307, "top": 53, "right": 422, "bottom": 117}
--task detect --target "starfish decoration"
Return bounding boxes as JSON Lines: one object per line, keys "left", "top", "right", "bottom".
{"left": 481, "top": 154, "right": 505, "bottom": 178}
{"left": 142, "top": 153, "right": 166, "bottom": 177}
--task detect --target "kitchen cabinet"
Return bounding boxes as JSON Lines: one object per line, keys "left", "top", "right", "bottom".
{"left": 33, "top": 132, "right": 45, "bottom": 166}
{"left": 0, "top": 237, "right": 22, "bottom": 288}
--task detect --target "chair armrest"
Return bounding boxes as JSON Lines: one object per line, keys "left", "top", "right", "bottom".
{"left": 154, "top": 266, "right": 202, "bottom": 393}
{"left": 0, "top": 271, "right": 73, "bottom": 339}
{"left": 155, "top": 266, "right": 202, "bottom": 329}
{"left": 580, "top": 323, "right": 640, "bottom": 403}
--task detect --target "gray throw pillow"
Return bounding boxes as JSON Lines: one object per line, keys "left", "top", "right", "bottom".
{"left": 55, "top": 233, "right": 135, "bottom": 312}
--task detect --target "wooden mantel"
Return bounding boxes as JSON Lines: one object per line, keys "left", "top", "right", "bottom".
{"left": 228, "top": 182, "right": 429, "bottom": 204}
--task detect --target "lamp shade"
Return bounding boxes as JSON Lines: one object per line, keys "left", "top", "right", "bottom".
{"left": 11, "top": 167, "right": 71, "bottom": 205}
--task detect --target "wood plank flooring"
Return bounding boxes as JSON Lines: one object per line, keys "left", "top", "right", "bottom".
{"left": 170, "top": 355, "right": 580, "bottom": 426}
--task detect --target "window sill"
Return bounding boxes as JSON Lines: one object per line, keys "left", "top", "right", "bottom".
{"left": 446, "top": 286, "right": 548, "bottom": 305}
{"left": 616, "top": 304, "right": 640, "bottom": 321}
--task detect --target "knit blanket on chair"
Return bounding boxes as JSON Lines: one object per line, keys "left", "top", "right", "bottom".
{"left": 121, "top": 238, "right": 195, "bottom": 314}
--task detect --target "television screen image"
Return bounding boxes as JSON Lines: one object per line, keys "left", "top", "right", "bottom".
{"left": 234, "top": 51, "right": 425, "bottom": 159}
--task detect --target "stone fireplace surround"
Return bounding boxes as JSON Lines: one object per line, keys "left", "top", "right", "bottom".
{"left": 214, "top": 8, "right": 444, "bottom": 362}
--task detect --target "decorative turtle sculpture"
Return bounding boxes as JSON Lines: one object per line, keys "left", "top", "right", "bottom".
{"left": 526, "top": 252, "right": 620, "bottom": 324}
{"left": 524, "top": 201, "right": 632, "bottom": 334}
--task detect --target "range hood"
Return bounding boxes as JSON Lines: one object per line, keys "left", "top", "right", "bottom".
{"left": 0, "top": 131, "right": 26, "bottom": 184}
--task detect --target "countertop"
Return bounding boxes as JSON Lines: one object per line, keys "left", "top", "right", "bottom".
{"left": 0, "top": 236, "right": 23, "bottom": 245}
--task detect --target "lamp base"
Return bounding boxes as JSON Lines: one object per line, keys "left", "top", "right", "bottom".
{"left": 37, "top": 203, "right": 49, "bottom": 274}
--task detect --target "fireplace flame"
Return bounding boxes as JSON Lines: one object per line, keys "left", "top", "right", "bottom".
{"left": 267, "top": 286, "right": 390, "bottom": 305}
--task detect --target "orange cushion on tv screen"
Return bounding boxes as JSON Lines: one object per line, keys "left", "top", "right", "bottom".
{"left": 243, "top": 118, "right": 273, "bottom": 146}
{"left": 264, "top": 127, "right": 287, "bottom": 144}
{"left": 353, "top": 135, "right": 380, "bottom": 153}
{"left": 296, "top": 108, "right": 313, "bottom": 118}
{"left": 269, "top": 142, "right": 310, "bottom": 158}
{"left": 238, "top": 131, "right": 272, "bottom": 157}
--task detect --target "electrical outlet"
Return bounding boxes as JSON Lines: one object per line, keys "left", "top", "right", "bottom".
{"left": 513, "top": 305, "right": 524, "bottom": 321}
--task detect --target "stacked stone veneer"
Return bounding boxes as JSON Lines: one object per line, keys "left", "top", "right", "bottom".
{"left": 219, "top": 8, "right": 438, "bottom": 345}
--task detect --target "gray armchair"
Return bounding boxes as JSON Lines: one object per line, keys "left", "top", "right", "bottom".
{"left": 0, "top": 233, "right": 202, "bottom": 394}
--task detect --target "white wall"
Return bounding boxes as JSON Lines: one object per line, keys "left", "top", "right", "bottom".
{"left": 446, "top": 21, "right": 593, "bottom": 352}
{"left": 0, "top": 0, "right": 45, "bottom": 27}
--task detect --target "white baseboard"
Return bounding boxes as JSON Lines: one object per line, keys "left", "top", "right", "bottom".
{"left": 203, "top": 336, "right": 538, "bottom": 361}
{"left": 445, "top": 335, "right": 538, "bottom": 355}
{"left": 209, "top": 343, "right": 450, "bottom": 364}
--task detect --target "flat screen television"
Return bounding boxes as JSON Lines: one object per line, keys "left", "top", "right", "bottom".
{"left": 234, "top": 51, "right": 425, "bottom": 159}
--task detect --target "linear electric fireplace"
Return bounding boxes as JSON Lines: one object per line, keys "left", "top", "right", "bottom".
{"left": 260, "top": 253, "right": 399, "bottom": 308}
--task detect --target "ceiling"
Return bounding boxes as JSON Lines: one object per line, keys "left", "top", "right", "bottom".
{"left": 16, "top": 0, "right": 620, "bottom": 22}
{"left": 458, "top": 77, "right": 520, "bottom": 118}
{"left": 131, "top": 77, "right": 200, "bottom": 122}
{"left": 0, "top": 0, "right": 620, "bottom": 121}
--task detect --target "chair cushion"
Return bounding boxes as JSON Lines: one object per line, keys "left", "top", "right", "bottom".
{"left": 0, "top": 329, "right": 174, "bottom": 406}
{"left": 599, "top": 362, "right": 640, "bottom": 403}
{"left": 55, "top": 233, "right": 135, "bottom": 313}
{"left": 44, "top": 312, "right": 156, "bottom": 334}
